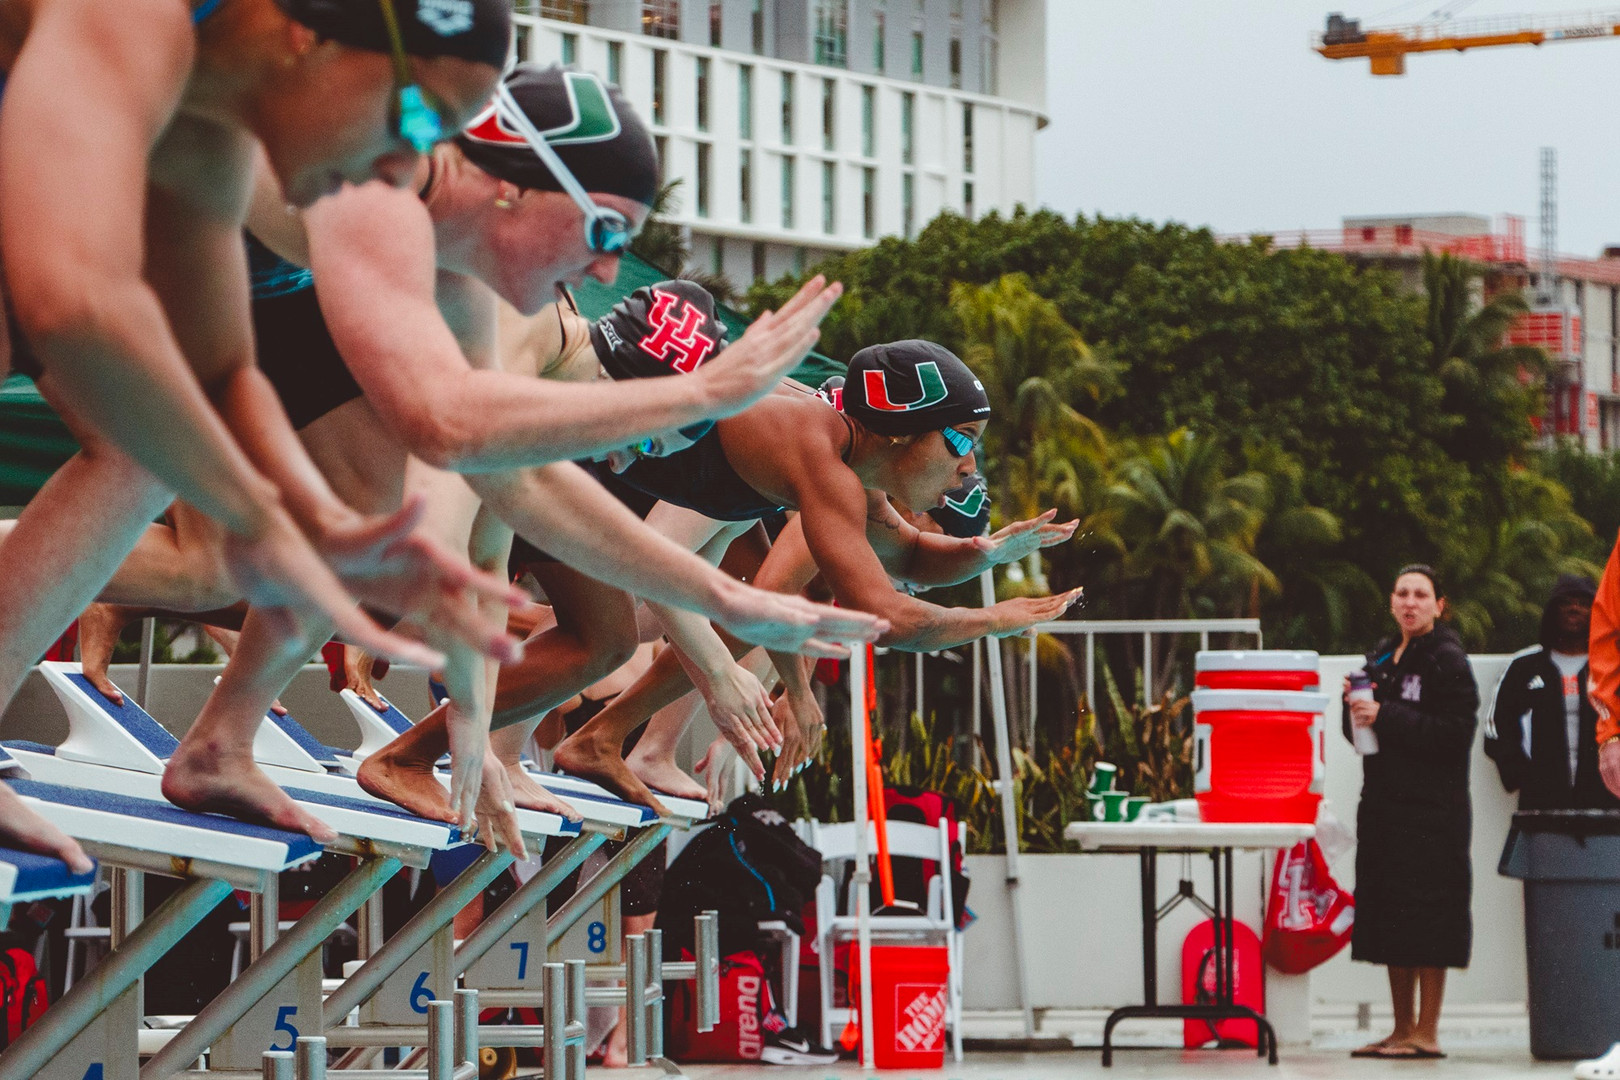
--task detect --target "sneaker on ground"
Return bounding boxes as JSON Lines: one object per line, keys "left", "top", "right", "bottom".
{"left": 1576, "top": 1043, "right": 1620, "bottom": 1080}
{"left": 761, "top": 1027, "right": 841, "bottom": 1066}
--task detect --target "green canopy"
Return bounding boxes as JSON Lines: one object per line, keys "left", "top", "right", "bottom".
{"left": 0, "top": 252, "right": 843, "bottom": 504}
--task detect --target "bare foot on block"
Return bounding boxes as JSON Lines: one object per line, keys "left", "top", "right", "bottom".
{"left": 356, "top": 714, "right": 458, "bottom": 825}
{"left": 78, "top": 602, "right": 138, "bottom": 704}
{"left": 553, "top": 729, "right": 669, "bottom": 818}
{"left": 163, "top": 738, "right": 337, "bottom": 843}
{"left": 624, "top": 745, "right": 706, "bottom": 803}
{"left": 505, "top": 761, "right": 583, "bottom": 821}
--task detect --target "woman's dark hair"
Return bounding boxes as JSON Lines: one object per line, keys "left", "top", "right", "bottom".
{"left": 1394, "top": 562, "right": 1444, "bottom": 598}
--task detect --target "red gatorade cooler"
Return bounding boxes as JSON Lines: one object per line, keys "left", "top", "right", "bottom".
{"left": 1195, "top": 650, "right": 1320, "bottom": 692}
{"left": 1192, "top": 689, "right": 1329, "bottom": 823}
{"left": 868, "top": 944, "right": 949, "bottom": 1069}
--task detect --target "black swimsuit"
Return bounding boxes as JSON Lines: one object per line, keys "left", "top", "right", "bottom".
{"left": 600, "top": 426, "right": 785, "bottom": 522}
{"left": 247, "top": 235, "right": 366, "bottom": 430}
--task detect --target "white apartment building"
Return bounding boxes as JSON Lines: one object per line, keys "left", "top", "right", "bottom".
{"left": 511, "top": 0, "right": 1048, "bottom": 285}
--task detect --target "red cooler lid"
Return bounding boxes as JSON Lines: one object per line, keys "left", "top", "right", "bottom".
{"left": 1191, "top": 689, "right": 1331, "bottom": 715}
{"left": 1195, "top": 650, "right": 1320, "bottom": 672}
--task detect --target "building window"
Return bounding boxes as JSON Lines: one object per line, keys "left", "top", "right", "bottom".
{"left": 900, "top": 91, "right": 914, "bottom": 165}
{"left": 651, "top": 50, "right": 667, "bottom": 125}
{"left": 739, "top": 148, "right": 753, "bottom": 223}
{"left": 560, "top": 32, "right": 577, "bottom": 65}
{"left": 813, "top": 0, "right": 849, "bottom": 67}
{"left": 874, "top": 9, "right": 886, "bottom": 70}
{"left": 782, "top": 155, "right": 795, "bottom": 230}
{"left": 981, "top": 37, "right": 997, "bottom": 93}
{"left": 752, "top": 0, "right": 765, "bottom": 53}
{"left": 963, "top": 104, "right": 973, "bottom": 172}
{"left": 911, "top": 31, "right": 923, "bottom": 78}
{"left": 537, "top": 0, "right": 587, "bottom": 21}
{"left": 696, "top": 143, "right": 711, "bottom": 217}
{"left": 781, "top": 73, "right": 795, "bottom": 144}
{"left": 709, "top": 0, "right": 722, "bottom": 46}
{"left": 642, "top": 0, "right": 679, "bottom": 39}
{"left": 949, "top": 37, "right": 961, "bottom": 88}
{"left": 738, "top": 65, "right": 753, "bottom": 140}
{"left": 513, "top": 23, "right": 531, "bottom": 60}
{"left": 902, "top": 171, "right": 915, "bottom": 239}
{"left": 654, "top": 135, "right": 668, "bottom": 173}
{"left": 963, "top": 180, "right": 973, "bottom": 220}
{"left": 607, "top": 41, "right": 622, "bottom": 85}
{"left": 696, "top": 57, "right": 710, "bottom": 131}
{"left": 822, "top": 161, "right": 836, "bottom": 234}
{"left": 753, "top": 241, "right": 767, "bottom": 281}
{"left": 821, "top": 80, "right": 836, "bottom": 152}
{"left": 862, "top": 166, "right": 876, "bottom": 239}
{"left": 861, "top": 85, "right": 875, "bottom": 157}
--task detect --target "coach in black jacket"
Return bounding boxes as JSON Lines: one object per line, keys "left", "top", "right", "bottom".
{"left": 1484, "top": 574, "right": 1616, "bottom": 810}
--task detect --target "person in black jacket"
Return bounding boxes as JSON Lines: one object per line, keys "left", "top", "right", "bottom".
{"left": 1484, "top": 575, "right": 1616, "bottom": 810}
{"left": 1344, "top": 564, "right": 1479, "bottom": 1061}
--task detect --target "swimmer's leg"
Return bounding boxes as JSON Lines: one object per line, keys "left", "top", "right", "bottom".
{"left": 162, "top": 605, "right": 339, "bottom": 842}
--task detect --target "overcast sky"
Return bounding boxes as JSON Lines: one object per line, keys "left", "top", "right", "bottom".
{"left": 1037, "top": 0, "right": 1620, "bottom": 257}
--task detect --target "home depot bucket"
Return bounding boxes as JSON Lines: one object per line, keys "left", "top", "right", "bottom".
{"left": 868, "top": 944, "right": 949, "bottom": 1068}
{"left": 1195, "top": 650, "right": 1320, "bottom": 692}
{"left": 1191, "top": 689, "right": 1330, "bottom": 823}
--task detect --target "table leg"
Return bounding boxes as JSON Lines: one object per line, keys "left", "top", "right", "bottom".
{"left": 1141, "top": 847, "right": 1157, "bottom": 1007}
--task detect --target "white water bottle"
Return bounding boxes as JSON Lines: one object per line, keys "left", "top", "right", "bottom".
{"left": 1348, "top": 670, "right": 1379, "bottom": 755}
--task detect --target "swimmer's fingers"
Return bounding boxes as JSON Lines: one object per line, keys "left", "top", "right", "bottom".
{"left": 388, "top": 532, "right": 529, "bottom": 611}
{"left": 766, "top": 275, "right": 834, "bottom": 324}
{"left": 270, "top": 699, "right": 289, "bottom": 716}
{"left": 328, "top": 604, "right": 446, "bottom": 670}
{"left": 750, "top": 685, "right": 783, "bottom": 750}
{"left": 720, "top": 720, "right": 767, "bottom": 782}
{"left": 799, "top": 602, "right": 888, "bottom": 644}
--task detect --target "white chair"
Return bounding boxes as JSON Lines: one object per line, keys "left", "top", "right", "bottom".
{"left": 800, "top": 817, "right": 965, "bottom": 1062}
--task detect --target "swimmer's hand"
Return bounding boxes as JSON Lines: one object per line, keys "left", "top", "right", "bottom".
{"left": 224, "top": 506, "right": 449, "bottom": 670}
{"left": 690, "top": 662, "right": 777, "bottom": 782}
{"left": 988, "top": 587, "right": 1084, "bottom": 638}
{"left": 314, "top": 496, "right": 528, "bottom": 665}
{"left": 694, "top": 277, "right": 842, "bottom": 419}
{"left": 444, "top": 701, "right": 497, "bottom": 849}
{"left": 0, "top": 785, "right": 93, "bottom": 875}
{"left": 694, "top": 737, "right": 738, "bottom": 817}
{"left": 973, "top": 510, "right": 1079, "bottom": 565}
{"left": 471, "top": 747, "right": 527, "bottom": 859}
{"left": 712, "top": 579, "right": 887, "bottom": 657}
{"left": 769, "top": 689, "right": 824, "bottom": 792}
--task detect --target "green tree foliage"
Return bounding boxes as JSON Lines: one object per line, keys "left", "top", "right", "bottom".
{"left": 749, "top": 209, "right": 1580, "bottom": 662}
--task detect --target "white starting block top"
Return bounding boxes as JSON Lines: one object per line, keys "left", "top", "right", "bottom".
{"left": 8, "top": 778, "right": 319, "bottom": 891}
{"left": 0, "top": 845, "right": 96, "bottom": 907}
{"left": 1063, "top": 820, "right": 1315, "bottom": 852}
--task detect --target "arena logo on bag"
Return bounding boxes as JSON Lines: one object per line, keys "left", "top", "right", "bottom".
{"left": 736, "top": 973, "right": 763, "bottom": 1059}
{"left": 639, "top": 290, "right": 719, "bottom": 373}
{"left": 893, "top": 983, "right": 947, "bottom": 1052}
{"left": 1402, "top": 675, "right": 1422, "bottom": 701}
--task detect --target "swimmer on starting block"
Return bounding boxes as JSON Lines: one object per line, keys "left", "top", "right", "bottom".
{"left": 0, "top": 0, "right": 527, "bottom": 862}
{"left": 41, "top": 65, "right": 881, "bottom": 845}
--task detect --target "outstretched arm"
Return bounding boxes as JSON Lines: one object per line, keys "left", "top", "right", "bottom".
{"left": 300, "top": 181, "right": 840, "bottom": 471}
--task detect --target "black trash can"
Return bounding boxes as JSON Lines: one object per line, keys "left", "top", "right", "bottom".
{"left": 1499, "top": 809, "right": 1620, "bottom": 1059}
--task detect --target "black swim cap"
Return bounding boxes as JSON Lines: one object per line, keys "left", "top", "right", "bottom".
{"left": 816, "top": 374, "right": 845, "bottom": 410}
{"left": 590, "top": 280, "right": 726, "bottom": 443}
{"left": 456, "top": 65, "right": 659, "bottom": 206}
{"left": 274, "top": 0, "right": 510, "bottom": 68}
{"left": 928, "top": 472, "right": 991, "bottom": 538}
{"left": 842, "top": 340, "right": 991, "bottom": 437}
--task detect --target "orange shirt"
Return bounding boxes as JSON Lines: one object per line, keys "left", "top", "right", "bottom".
{"left": 1590, "top": 530, "right": 1620, "bottom": 743}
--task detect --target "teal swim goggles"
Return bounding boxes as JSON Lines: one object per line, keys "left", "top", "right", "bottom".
{"left": 491, "top": 81, "right": 636, "bottom": 254}
{"left": 378, "top": 0, "right": 448, "bottom": 154}
{"left": 941, "top": 426, "right": 977, "bottom": 457}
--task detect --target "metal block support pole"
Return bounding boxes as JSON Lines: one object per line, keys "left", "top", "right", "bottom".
{"left": 544, "top": 825, "right": 670, "bottom": 947}
{"left": 646, "top": 927, "right": 664, "bottom": 1060}
{"left": 295, "top": 1035, "right": 326, "bottom": 1080}
{"left": 252, "top": 875, "right": 281, "bottom": 959}
{"left": 144, "top": 856, "right": 402, "bottom": 1078}
{"left": 567, "top": 960, "right": 587, "bottom": 1080}
{"left": 696, "top": 912, "right": 719, "bottom": 1031}
{"left": 262, "top": 1049, "right": 294, "bottom": 1080}
{"left": 452, "top": 835, "right": 605, "bottom": 975}
{"left": 454, "top": 988, "right": 479, "bottom": 1067}
{"left": 136, "top": 617, "right": 155, "bottom": 709}
{"left": 2, "top": 876, "right": 229, "bottom": 1080}
{"left": 323, "top": 851, "right": 508, "bottom": 1025}
{"left": 425, "top": 1000, "right": 453, "bottom": 1080}
{"left": 542, "top": 963, "right": 566, "bottom": 1080}
{"left": 849, "top": 643, "right": 876, "bottom": 1070}
{"left": 626, "top": 935, "right": 648, "bottom": 1067}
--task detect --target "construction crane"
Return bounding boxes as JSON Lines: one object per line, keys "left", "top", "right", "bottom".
{"left": 1316, "top": 9, "right": 1620, "bottom": 75}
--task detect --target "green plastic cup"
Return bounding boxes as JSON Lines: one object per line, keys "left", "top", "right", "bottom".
{"left": 1089, "top": 762, "right": 1119, "bottom": 795}
{"left": 1124, "top": 797, "right": 1151, "bottom": 821}
{"left": 1100, "top": 791, "right": 1129, "bottom": 822}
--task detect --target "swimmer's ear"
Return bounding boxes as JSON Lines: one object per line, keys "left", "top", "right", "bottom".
{"left": 283, "top": 18, "right": 319, "bottom": 61}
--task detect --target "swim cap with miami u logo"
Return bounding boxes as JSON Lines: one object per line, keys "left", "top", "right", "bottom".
{"left": 841, "top": 340, "right": 991, "bottom": 436}
{"left": 455, "top": 65, "right": 659, "bottom": 206}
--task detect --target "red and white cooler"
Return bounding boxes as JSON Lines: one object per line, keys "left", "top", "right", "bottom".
{"left": 1194, "top": 650, "right": 1320, "bottom": 692}
{"left": 1191, "top": 688, "right": 1330, "bottom": 824}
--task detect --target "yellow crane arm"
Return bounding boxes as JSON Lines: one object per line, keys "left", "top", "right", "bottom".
{"left": 1316, "top": 11, "right": 1620, "bottom": 75}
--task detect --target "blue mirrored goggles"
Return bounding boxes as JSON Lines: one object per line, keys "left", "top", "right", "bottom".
{"left": 941, "top": 426, "right": 977, "bottom": 457}
{"left": 631, "top": 420, "right": 714, "bottom": 458}
{"left": 378, "top": 0, "right": 448, "bottom": 155}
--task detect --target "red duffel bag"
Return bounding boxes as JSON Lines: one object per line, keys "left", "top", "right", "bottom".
{"left": 1262, "top": 839, "right": 1354, "bottom": 974}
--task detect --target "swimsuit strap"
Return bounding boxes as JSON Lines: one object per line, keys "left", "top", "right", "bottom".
{"left": 192, "top": 0, "right": 225, "bottom": 23}
{"left": 837, "top": 409, "right": 856, "bottom": 465}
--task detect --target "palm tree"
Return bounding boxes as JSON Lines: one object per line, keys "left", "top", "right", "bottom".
{"left": 628, "top": 179, "right": 742, "bottom": 307}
